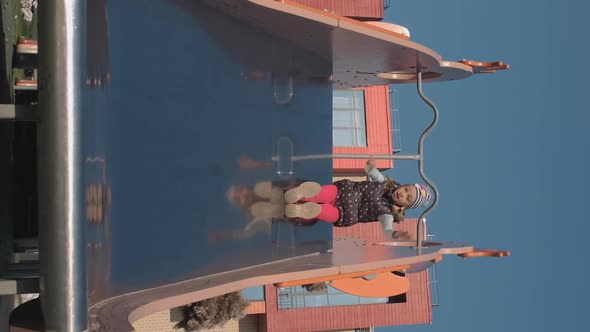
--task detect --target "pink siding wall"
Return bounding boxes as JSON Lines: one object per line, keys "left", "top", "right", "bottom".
{"left": 289, "top": 0, "right": 384, "bottom": 20}
{"left": 333, "top": 85, "right": 394, "bottom": 174}
{"left": 262, "top": 219, "right": 431, "bottom": 331}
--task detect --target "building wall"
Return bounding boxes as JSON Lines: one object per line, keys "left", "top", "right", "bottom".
{"left": 132, "top": 308, "right": 182, "bottom": 332}
{"left": 133, "top": 308, "right": 259, "bottom": 332}
{"left": 333, "top": 85, "right": 394, "bottom": 174}
{"left": 288, "top": 0, "right": 385, "bottom": 20}
{"left": 262, "top": 220, "right": 431, "bottom": 332}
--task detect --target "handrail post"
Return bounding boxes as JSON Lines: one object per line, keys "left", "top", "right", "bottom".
{"left": 415, "top": 67, "right": 440, "bottom": 249}
{"left": 38, "top": 1, "right": 88, "bottom": 331}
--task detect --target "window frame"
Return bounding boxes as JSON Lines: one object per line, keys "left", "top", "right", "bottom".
{"left": 332, "top": 90, "right": 368, "bottom": 147}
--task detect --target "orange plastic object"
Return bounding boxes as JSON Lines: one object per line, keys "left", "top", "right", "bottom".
{"left": 15, "top": 79, "right": 37, "bottom": 87}
{"left": 458, "top": 60, "right": 510, "bottom": 73}
{"left": 237, "top": 156, "right": 272, "bottom": 169}
{"left": 458, "top": 249, "right": 510, "bottom": 258}
{"left": 274, "top": 264, "right": 410, "bottom": 288}
{"left": 244, "top": 301, "right": 266, "bottom": 314}
{"left": 241, "top": 71, "right": 268, "bottom": 80}
{"left": 330, "top": 272, "right": 410, "bottom": 298}
{"left": 17, "top": 37, "right": 38, "bottom": 45}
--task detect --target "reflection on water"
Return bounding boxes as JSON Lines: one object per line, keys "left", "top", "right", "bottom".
{"left": 83, "top": 0, "right": 334, "bottom": 303}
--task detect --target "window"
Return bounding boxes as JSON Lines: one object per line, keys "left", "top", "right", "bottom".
{"left": 388, "top": 272, "right": 407, "bottom": 303}
{"left": 241, "top": 286, "right": 265, "bottom": 301}
{"left": 333, "top": 90, "right": 367, "bottom": 147}
{"left": 277, "top": 285, "right": 388, "bottom": 309}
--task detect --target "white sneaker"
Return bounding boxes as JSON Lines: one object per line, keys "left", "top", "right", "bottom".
{"left": 285, "top": 202, "right": 321, "bottom": 219}
{"left": 284, "top": 182, "right": 321, "bottom": 204}
{"left": 249, "top": 201, "right": 285, "bottom": 220}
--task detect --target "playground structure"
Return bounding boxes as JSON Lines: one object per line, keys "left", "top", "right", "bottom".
{"left": 1, "top": 1, "right": 510, "bottom": 331}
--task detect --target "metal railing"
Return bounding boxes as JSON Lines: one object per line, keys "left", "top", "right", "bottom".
{"left": 427, "top": 233, "right": 441, "bottom": 307}
{"left": 414, "top": 69, "right": 440, "bottom": 249}
{"left": 390, "top": 89, "right": 402, "bottom": 153}
{"left": 277, "top": 286, "right": 309, "bottom": 309}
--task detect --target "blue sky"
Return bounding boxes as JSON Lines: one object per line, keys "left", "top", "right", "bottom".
{"left": 378, "top": 1, "right": 590, "bottom": 331}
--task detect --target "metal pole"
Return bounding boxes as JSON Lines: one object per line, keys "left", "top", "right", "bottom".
{"left": 272, "top": 153, "right": 421, "bottom": 162}
{"left": 38, "top": 1, "right": 87, "bottom": 331}
{"left": 415, "top": 68, "right": 440, "bottom": 249}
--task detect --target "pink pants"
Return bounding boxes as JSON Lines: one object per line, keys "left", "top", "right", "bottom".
{"left": 300, "top": 184, "right": 339, "bottom": 223}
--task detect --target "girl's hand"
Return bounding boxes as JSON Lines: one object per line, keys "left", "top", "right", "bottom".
{"left": 365, "top": 157, "right": 376, "bottom": 174}
{"left": 392, "top": 230, "right": 411, "bottom": 240}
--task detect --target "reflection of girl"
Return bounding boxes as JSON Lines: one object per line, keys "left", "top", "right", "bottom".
{"left": 209, "top": 180, "right": 318, "bottom": 243}
{"left": 226, "top": 180, "right": 317, "bottom": 226}
{"left": 284, "top": 159, "right": 432, "bottom": 238}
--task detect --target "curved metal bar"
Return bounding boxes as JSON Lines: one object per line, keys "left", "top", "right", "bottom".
{"left": 273, "top": 76, "right": 295, "bottom": 105}
{"left": 415, "top": 69, "right": 440, "bottom": 248}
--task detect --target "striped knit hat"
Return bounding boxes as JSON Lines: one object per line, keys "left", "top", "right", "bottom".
{"left": 408, "top": 184, "right": 432, "bottom": 209}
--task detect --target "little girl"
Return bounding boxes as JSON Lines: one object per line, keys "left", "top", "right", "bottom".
{"left": 283, "top": 159, "right": 432, "bottom": 238}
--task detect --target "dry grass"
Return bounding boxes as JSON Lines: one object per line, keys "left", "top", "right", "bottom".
{"left": 174, "top": 292, "right": 249, "bottom": 331}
